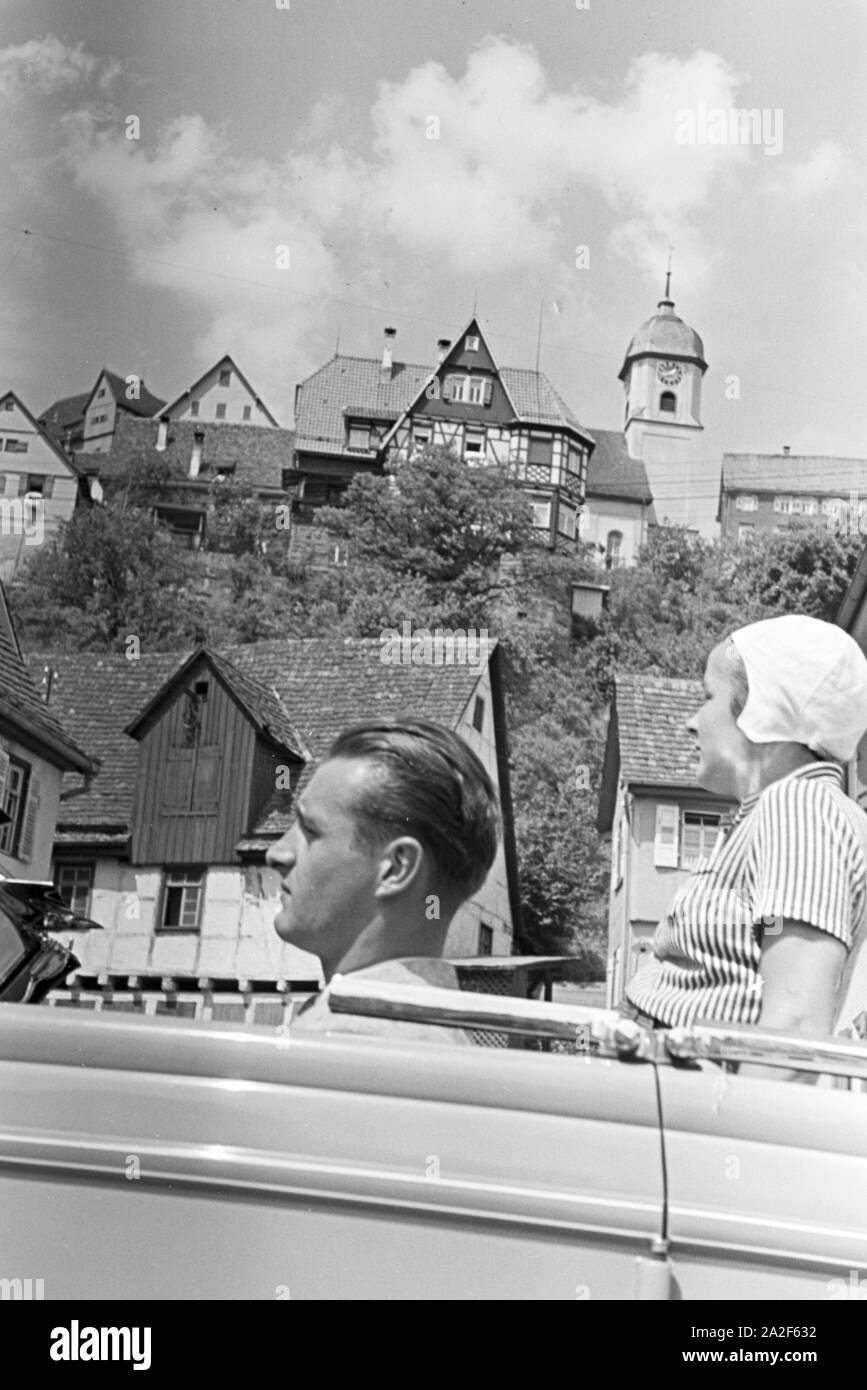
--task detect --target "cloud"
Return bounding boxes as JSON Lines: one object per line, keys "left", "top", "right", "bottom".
{"left": 361, "top": 40, "right": 749, "bottom": 280}
{"left": 0, "top": 34, "right": 100, "bottom": 99}
{"left": 61, "top": 111, "right": 341, "bottom": 417}
{"left": 769, "top": 139, "right": 847, "bottom": 199}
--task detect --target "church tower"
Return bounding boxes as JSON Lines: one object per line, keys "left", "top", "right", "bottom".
{"left": 619, "top": 273, "right": 707, "bottom": 465}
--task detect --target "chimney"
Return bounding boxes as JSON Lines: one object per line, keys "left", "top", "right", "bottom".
{"left": 437, "top": 338, "right": 451, "bottom": 364}
{"left": 782, "top": 445, "right": 791, "bottom": 456}
{"left": 381, "top": 327, "right": 397, "bottom": 382}
{"left": 190, "top": 427, "right": 205, "bottom": 478}
{"left": 156, "top": 414, "right": 169, "bottom": 452}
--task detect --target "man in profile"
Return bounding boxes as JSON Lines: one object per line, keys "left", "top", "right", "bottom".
{"left": 266, "top": 717, "right": 500, "bottom": 1041}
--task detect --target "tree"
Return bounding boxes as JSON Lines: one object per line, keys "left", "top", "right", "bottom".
{"left": 9, "top": 502, "right": 208, "bottom": 652}
{"left": 317, "top": 445, "right": 535, "bottom": 628}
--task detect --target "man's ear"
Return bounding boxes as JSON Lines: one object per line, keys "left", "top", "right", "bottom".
{"left": 374, "top": 836, "right": 426, "bottom": 899}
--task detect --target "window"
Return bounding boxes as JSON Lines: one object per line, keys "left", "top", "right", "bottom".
{"left": 215, "top": 403, "right": 227, "bottom": 420}
{"left": 680, "top": 812, "right": 722, "bottom": 870}
{"left": 737, "top": 524, "right": 755, "bottom": 542}
{"left": 464, "top": 428, "right": 485, "bottom": 462}
{"left": 478, "top": 924, "right": 494, "bottom": 956}
{"left": 774, "top": 495, "right": 794, "bottom": 513}
{"left": 332, "top": 543, "right": 349, "bottom": 566}
{"left": 789, "top": 496, "right": 803, "bottom": 514}
{"left": 528, "top": 494, "right": 551, "bottom": 529}
{"left": 24, "top": 475, "right": 47, "bottom": 496}
{"left": 465, "top": 335, "right": 480, "bottom": 351}
{"left": 55, "top": 862, "right": 94, "bottom": 917}
{"left": 0, "top": 757, "right": 30, "bottom": 858}
{"left": 411, "top": 423, "right": 432, "bottom": 449}
{"left": 96, "top": 388, "right": 106, "bottom": 399}
{"left": 557, "top": 504, "right": 577, "bottom": 539}
{"left": 567, "top": 446, "right": 584, "bottom": 476}
{"left": 735, "top": 494, "right": 758, "bottom": 511}
{"left": 472, "top": 696, "right": 485, "bottom": 732}
{"left": 3, "top": 400, "right": 13, "bottom": 411}
{"left": 89, "top": 413, "right": 108, "bottom": 426}
{"left": 161, "top": 870, "right": 204, "bottom": 931}
{"left": 219, "top": 368, "right": 231, "bottom": 387}
{"left": 822, "top": 497, "right": 846, "bottom": 517}
{"left": 605, "top": 530, "right": 623, "bottom": 568}
{"left": 348, "top": 423, "right": 371, "bottom": 450}
{"left": 190, "top": 400, "right": 200, "bottom": 418}
{"left": 528, "top": 433, "right": 553, "bottom": 467}
{"left": 242, "top": 405, "right": 252, "bottom": 421}
{"left": 803, "top": 497, "right": 819, "bottom": 516}
{"left": 659, "top": 391, "right": 677, "bottom": 413}
{"left": 4, "top": 439, "right": 27, "bottom": 453}
{"left": 446, "top": 375, "right": 489, "bottom": 405}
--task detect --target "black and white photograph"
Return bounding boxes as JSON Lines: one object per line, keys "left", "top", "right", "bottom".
{"left": 1, "top": 0, "right": 867, "bottom": 1333}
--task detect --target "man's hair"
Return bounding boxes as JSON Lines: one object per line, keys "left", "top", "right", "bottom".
{"left": 326, "top": 718, "right": 500, "bottom": 901}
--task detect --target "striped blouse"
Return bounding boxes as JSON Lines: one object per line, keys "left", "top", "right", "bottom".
{"left": 625, "top": 762, "right": 867, "bottom": 1028}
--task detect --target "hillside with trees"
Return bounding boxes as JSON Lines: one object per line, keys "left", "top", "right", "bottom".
{"left": 9, "top": 446, "right": 863, "bottom": 969}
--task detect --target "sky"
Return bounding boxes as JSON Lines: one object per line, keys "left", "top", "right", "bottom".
{"left": 2, "top": 0, "right": 866, "bottom": 530}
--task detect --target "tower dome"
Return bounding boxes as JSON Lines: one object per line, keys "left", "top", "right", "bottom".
{"left": 618, "top": 287, "right": 706, "bottom": 381}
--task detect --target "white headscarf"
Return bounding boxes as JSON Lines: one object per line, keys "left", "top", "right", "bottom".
{"left": 729, "top": 615, "right": 867, "bottom": 762}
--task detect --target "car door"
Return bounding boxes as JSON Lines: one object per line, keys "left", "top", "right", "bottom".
{"left": 657, "top": 1060, "right": 867, "bottom": 1299}
{"left": 0, "top": 1004, "right": 668, "bottom": 1300}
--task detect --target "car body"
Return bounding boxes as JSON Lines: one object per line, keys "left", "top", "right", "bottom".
{"left": 1, "top": 979, "right": 867, "bottom": 1301}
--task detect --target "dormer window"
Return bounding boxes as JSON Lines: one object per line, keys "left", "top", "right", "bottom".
{"left": 465, "top": 335, "right": 480, "bottom": 351}
{"left": 348, "top": 423, "right": 371, "bottom": 450}
{"left": 659, "top": 391, "right": 677, "bottom": 413}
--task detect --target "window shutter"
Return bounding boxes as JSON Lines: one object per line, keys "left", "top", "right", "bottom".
{"left": 192, "top": 747, "right": 222, "bottom": 811}
{"left": 19, "top": 774, "right": 41, "bottom": 863}
{"left": 43, "top": 476, "right": 55, "bottom": 498}
{"left": 653, "top": 803, "right": 680, "bottom": 868}
{"left": 17, "top": 474, "right": 28, "bottom": 496}
{"left": 440, "top": 376, "right": 453, "bottom": 402}
{"left": 164, "top": 751, "right": 194, "bottom": 812}
{"left": 483, "top": 379, "right": 493, "bottom": 406}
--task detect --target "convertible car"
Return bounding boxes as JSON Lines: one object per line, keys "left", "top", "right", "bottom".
{"left": 1, "top": 963, "right": 867, "bottom": 1300}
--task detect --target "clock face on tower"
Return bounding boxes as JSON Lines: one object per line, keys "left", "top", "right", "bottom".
{"left": 656, "top": 360, "right": 683, "bottom": 385}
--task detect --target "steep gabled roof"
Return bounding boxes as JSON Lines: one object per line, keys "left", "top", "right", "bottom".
{"left": 124, "top": 647, "right": 307, "bottom": 761}
{"left": 721, "top": 453, "right": 867, "bottom": 494}
{"left": 38, "top": 391, "right": 91, "bottom": 441}
{"left": 295, "top": 323, "right": 593, "bottom": 455}
{"left": 160, "top": 353, "right": 280, "bottom": 426}
{"left": 584, "top": 427, "right": 654, "bottom": 504}
{"left": 0, "top": 390, "right": 81, "bottom": 473}
{"left": 27, "top": 638, "right": 494, "bottom": 836}
{"left": 77, "top": 413, "right": 294, "bottom": 493}
{"left": 0, "top": 581, "right": 92, "bottom": 773}
{"left": 83, "top": 369, "right": 166, "bottom": 420}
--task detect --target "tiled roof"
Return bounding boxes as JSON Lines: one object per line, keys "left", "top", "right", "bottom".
{"left": 722, "top": 453, "right": 867, "bottom": 494}
{"left": 38, "top": 392, "right": 91, "bottom": 439}
{"left": 294, "top": 356, "right": 430, "bottom": 451}
{"left": 585, "top": 428, "right": 654, "bottom": 504}
{"left": 294, "top": 353, "right": 591, "bottom": 451}
{"left": 0, "top": 629, "right": 93, "bottom": 773}
{"left": 99, "top": 369, "right": 166, "bottom": 419}
{"left": 614, "top": 673, "right": 702, "bottom": 787}
{"left": 80, "top": 413, "right": 295, "bottom": 492}
{"left": 26, "top": 638, "right": 489, "bottom": 837}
